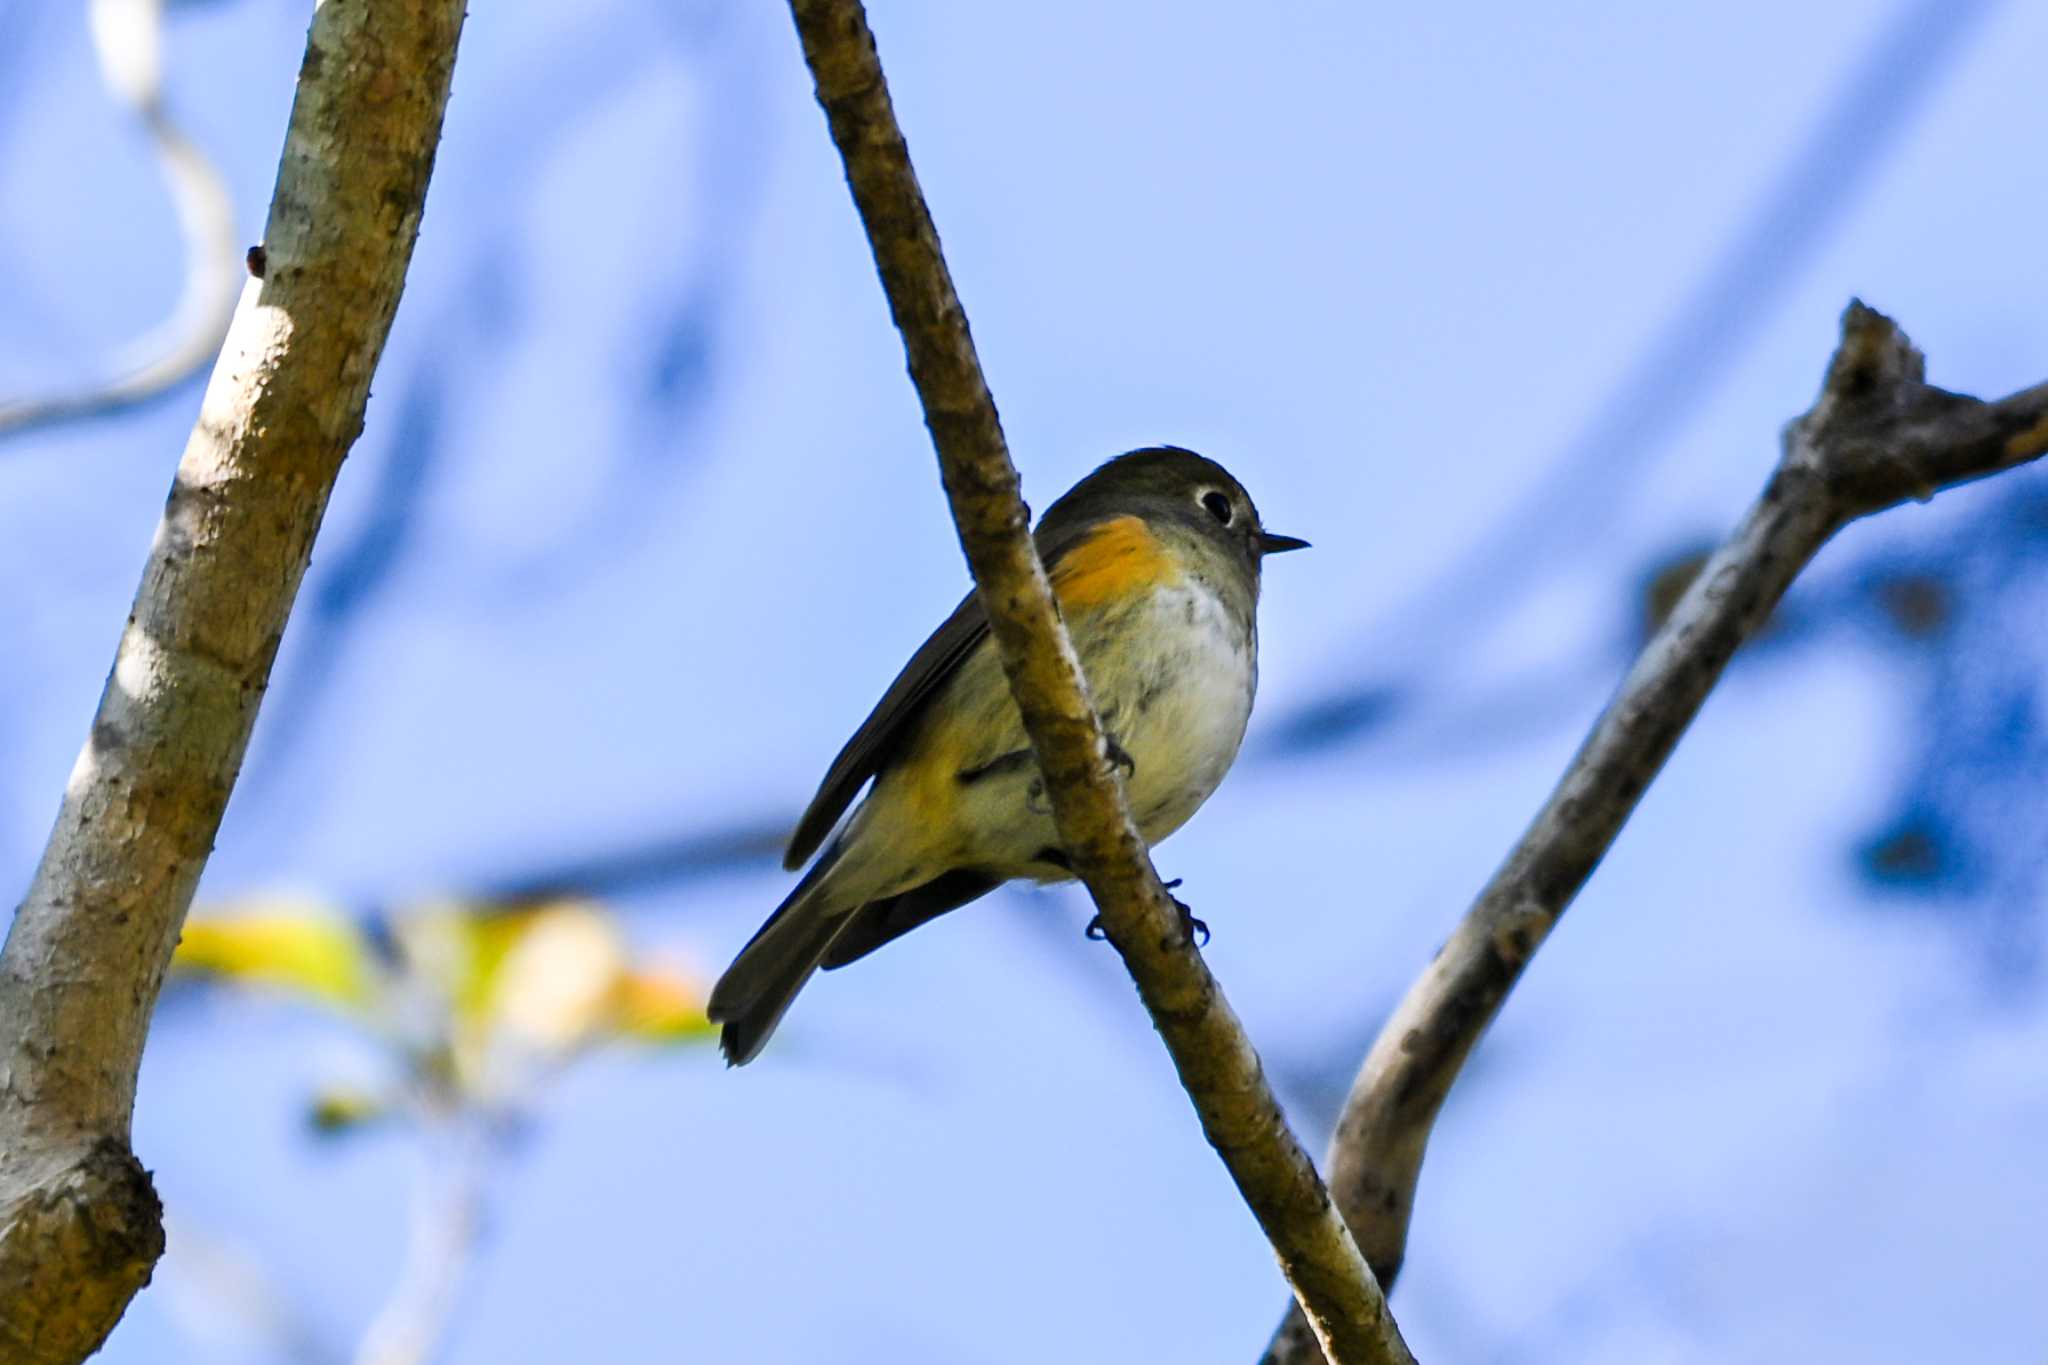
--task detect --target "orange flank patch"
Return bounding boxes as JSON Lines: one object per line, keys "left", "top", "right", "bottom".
{"left": 1049, "top": 516, "right": 1179, "bottom": 610}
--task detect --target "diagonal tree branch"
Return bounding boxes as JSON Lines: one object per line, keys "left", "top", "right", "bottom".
{"left": 1262, "top": 301, "right": 2048, "bottom": 1364}
{"left": 783, "top": 3, "right": 1408, "bottom": 1361}
{"left": 0, "top": 5, "right": 466, "bottom": 1361}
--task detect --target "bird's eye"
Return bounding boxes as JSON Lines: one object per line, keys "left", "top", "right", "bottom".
{"left": 1200, "top": 490, "right": 1233, "bottom": 526}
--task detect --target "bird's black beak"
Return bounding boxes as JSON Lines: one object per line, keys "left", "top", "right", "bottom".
{"left": 1257, "top": 531, "right": 1311, "bottom": 555}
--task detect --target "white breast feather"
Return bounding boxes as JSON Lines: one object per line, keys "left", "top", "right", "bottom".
{"left": 1121, "top": 581, "right": 1255, "bottom": 843}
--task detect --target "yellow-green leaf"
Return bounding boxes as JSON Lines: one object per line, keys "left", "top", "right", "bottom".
{"left": 610, "top": 966, "right": 715, "bottom": 1043}
{"left": 175, "top": 900, "right": 377, "bottom": 1012}
{"left": 485, "top": 902, "right": 625, "bottom": 1053}
{"left": 307, "top": 1086, "right": 389, "bottom": 1136}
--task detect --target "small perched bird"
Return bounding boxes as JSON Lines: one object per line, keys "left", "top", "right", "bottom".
{"left": 708, "top": 446, "right": 1307, "bottom": 1064}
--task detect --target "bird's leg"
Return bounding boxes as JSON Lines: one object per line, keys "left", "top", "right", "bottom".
{"left": 1084, "top": 879, "right": 1207, "bottom": 947}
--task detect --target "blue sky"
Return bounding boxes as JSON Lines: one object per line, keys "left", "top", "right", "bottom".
{"left": 4, "top": 2, "right": 2045, "bottom": 1361}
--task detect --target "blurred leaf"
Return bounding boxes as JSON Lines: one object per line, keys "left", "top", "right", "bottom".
{"left": 389, "top": 900, "right": 530, "bottom": 1023}
{"left": 390, "top": 899, "right": 717, "bottom": 1094}
{"left": 174, "top": 901, "right": 378, "bottom": 1013}
{"left": 1874, "top": 571, "right": 1952, "bottom": 639}
{"left": 483, "top": 901, "right": 625, "bottom": 1054}
{"left": 611, "top": 965, "right": 715, "bottom": 1043}
{"left": 306, "top": 1086, "right": 390, "bottom": 1137}
{"left": 1861, "top": 818, "right": 1950, "bottom": 886}
{"left": 182, "top": 893, "right": 715, "bottom": 1115}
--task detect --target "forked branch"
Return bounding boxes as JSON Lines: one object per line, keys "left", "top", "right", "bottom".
{"left": 1264, "top": 301, "right": 2048, "bottom": 1362}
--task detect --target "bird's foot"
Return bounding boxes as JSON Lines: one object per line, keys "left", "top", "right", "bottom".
{"left": 1163, "top": 878, "right": 1209, "bottom": 947}
{"left": 1083, "top": 879, "right": 1208, "bottom": 947}
{"left": 1104, "top": 737, "right": 1136, "bottom": 779}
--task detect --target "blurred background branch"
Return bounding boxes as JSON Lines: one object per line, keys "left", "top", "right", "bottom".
{"left": 0, "top": 0, "right": 239, "bottom": 441}
{"left": 353, "top": 1142, "right": 483, "bottom": 1365}
{"left": 1264, "top": 302, "right": 2048, "bottom": 1363}
{"left": 483, "top": 816, "right": 790, "bottom": 904}
{"left": 1265, "top": 0, "right": 1999, "bottom": 761}
{"left": 230, "top": 3, "right": 771, "bottom": 807}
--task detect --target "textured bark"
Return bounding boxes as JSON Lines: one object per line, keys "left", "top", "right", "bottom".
{"left": 1262, "top": 302, "right": 2048, "bottom": 1363}
{"left": 0, "top": 4, "right": 465, "bottom": 1360}
{"left": 784, "top": 4, "right": 1408, "bottom": 1362}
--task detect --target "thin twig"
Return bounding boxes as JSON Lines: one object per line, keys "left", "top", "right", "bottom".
{"left": 1261, "top": 301, "right": 2048, "bottom": 1363}
{"left": 480, "top": 815, "right": 791, "bottom": 903}
{"left": 354, "top": 1126, "right": 488, "bottom": 1365}
{"left": 0, "top": 0, "right": 241, "bottom": 440}
{"left": 781, "top": 4, "right": 1407, "bottom": 1361}
{"left": 156, "top": 1212, "right": 345, "bottom": 1365}
{"left": 0, "top": 5, "right": 466, "bottom": 1361}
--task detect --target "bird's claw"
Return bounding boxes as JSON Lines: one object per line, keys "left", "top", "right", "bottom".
{"left": 1163, "top": 880, "right": 1210, "bottom": 947}
{"left": 1104, "top": 738, "right": 1136, "bottom": 779}
{"left": 1082, "top": 879, "right": 1208, "bottom": 948}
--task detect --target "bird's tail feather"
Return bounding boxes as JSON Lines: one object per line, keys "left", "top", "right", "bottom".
{"left": 707, "top": 851, "right": 854, "bottom": 1065}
